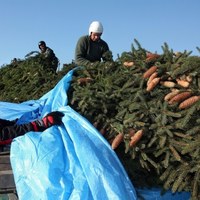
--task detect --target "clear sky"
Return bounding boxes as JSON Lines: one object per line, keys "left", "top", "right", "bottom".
{"left": 0, "top": 0, "right": 200, "bottom": 68}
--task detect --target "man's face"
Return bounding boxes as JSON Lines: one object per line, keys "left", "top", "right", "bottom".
{"left": 90, "top": 32, "right": 102, "bottom": 42}
{"left": 39, "top": 44, "right": 46, "bottom": 52}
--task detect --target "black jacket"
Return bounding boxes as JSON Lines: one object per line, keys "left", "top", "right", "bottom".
{"left": 75, "top": 35, "right": 110, "bottom": 66}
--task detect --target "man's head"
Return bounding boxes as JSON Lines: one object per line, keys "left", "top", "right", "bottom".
{"left": 38, "top": 41, "right": 46, "bottom": 52}
{"left": 89, "top": 21, "right": 103, "bottom": 42}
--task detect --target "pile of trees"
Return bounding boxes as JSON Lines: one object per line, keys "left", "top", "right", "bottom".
{"left": 1, "top": 40, "right": 200, "bottom": 199}
{"left": 0, "top": 52, "right": 74, "bottom": 102}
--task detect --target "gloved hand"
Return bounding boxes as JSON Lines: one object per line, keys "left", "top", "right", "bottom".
{"left": 42, "top": 111, "right": 64, "bottom": 126}
{"left": 31, "top": 111, "right": 64, "bottom": 131}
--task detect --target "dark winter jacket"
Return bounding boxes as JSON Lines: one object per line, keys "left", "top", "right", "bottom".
{"left": 40, "top": 47, "right": 59, "bottom": 72}
{"left": 75, "top": 35, "right": 110, "bottom": 66}
{"left": 0, "top": 118, "right": 34, "bottom": 146}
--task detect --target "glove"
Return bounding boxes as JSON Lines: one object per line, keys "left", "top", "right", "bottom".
{"left": 31, "top": 111, "right": 64, "bottom": 131}
{"left": 42, "top": 111, "right": 64, "bottom": 126}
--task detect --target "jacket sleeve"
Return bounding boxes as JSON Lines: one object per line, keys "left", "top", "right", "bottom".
{"left": 1, "top": 123, "right": 34, "bottom": 142}
{"left": 44, "top": 48, "right": 55, "bottom": 59}
{"left": 0, "top": 111, "right": 64, "bottom": 144}
{"left": 101, "top": 41, "right": 113, "bottom": 62}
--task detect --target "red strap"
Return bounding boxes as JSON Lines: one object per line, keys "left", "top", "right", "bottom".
{"left": 0, "top": 139, "right": 12, "bottom": 145}
{"left": 31, "top": 121, "right": 39, "bottom": 131}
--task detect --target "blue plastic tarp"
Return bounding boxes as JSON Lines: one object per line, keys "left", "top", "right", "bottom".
{"left": 0, "top": 68, "right": 191, "bottom": 200}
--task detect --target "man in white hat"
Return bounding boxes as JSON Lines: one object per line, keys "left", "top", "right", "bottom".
{"left": 75, "top": 21, "right": 112, "bottom": 66}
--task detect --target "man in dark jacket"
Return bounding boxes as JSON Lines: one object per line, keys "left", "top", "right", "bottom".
{"left": 0, "top": 111, "right": 64, "bottom": 147}
{"left": 75, "top": 21, "right": 113, "bottom": 66}
{"left": 38, "top": 41, "right": 59, "bottom": 72}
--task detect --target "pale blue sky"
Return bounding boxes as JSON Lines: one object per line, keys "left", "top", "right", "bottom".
{"left": 0, "top": 0, "right": 200, "bottom": 67}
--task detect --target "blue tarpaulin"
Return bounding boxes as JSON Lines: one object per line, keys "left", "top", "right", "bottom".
{"left": 0, "top": 68, "right": 191, "bottom": 200}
